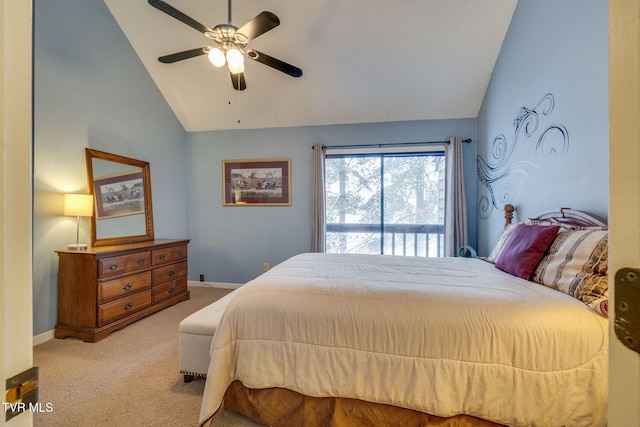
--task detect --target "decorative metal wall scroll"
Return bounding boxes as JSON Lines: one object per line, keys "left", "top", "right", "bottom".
{"left": 477, "top": 93, "right": 569, "bottom": 220}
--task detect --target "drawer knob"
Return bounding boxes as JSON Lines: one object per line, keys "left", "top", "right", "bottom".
{"left": 168, "top": 270, "right": 175, "bottom": 277}
{"left": 123, "top": 302, "right": 133, "bottom": 311}
{"left": 178, "top": 251, "right": 184, "bottom": 256}
{"left": 109, "top": 263, "right": 118, "bottom": 270}
{"left": 168, "top": 286, "right": 176, "bottom": 293}
{"left": 123, "top": 283, "right": 133, "bottom": 291}
{"left": 137, "top": 258, "right": 146, "bottom": 265}
{"left": 159, "top": 254, "right": 166, "bottom": 260}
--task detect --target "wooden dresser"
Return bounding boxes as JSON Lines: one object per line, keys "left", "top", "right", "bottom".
{"left": 55, "top": 239, "right": 190, "bottom": 342}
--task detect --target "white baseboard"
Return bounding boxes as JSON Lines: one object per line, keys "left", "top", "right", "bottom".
{"left": 33, "top": 330, "right": 55, "bottom": 346}
{"left": 188, "top": 280, "right": 243, "bottom": 290}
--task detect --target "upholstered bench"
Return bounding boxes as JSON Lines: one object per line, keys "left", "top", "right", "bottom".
{"left": 179, "top": 290, "right": 236, "bottom": 382}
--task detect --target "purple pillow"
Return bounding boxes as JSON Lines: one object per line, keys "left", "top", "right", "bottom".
{"left": 495, "top": 224, "right": 560, "bottom": 280}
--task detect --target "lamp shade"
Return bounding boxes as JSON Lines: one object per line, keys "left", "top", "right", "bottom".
{"left": 64, "top": 194, "right": 94, "bottom": 217}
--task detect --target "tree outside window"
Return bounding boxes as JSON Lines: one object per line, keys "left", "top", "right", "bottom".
{"left": 325, "top": 152, "right": 445, "bottom": 257}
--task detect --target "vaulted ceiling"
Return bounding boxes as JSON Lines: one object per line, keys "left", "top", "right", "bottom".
{"left": 104, "top": 0, "right": 517, "bottom": 132}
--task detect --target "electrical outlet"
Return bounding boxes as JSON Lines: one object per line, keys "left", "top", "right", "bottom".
{"left": 263, "top": 262, "right": 270, "bottom": 272}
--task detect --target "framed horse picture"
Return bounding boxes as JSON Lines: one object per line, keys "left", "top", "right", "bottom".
{"left": 92, "top": 170, "right": 145, "bottom": 219}
{"left": 222, "top": 158, "right": 291, "bottom": 206}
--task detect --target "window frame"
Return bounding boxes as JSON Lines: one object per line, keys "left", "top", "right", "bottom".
{"left": 324, "top": 145, "right": 445, "bottom": 256}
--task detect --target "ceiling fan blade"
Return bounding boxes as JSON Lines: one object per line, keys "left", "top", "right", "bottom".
{"left": 158, "top": 48, "right": 208, "bottom": 63}
{"left": 237, "top": 11, "right": 280, "bottom": 41}
{"left": 230, "top": 72, "right": 247, "bottom": 91}
{"left": 246, "top": 50, "right": 303, "bottom": 78}
{"left": 148, "top": 0, "right": 213, "bottom": 35}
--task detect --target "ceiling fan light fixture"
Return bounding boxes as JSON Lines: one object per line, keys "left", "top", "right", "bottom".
{"left": 226, "top": 48, "right": 244, "bottom": 71}
{"left": 207, "top": 47, "right": 226, "bottom": 67}
{"left": 228, "top": 61, "right": 245, "bottom": 74}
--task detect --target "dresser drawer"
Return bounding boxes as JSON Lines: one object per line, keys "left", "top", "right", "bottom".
{"left": 97, "top": 252, "right": 151, "bottom": 277}
{"left": 98, "top": 271, "right": 151, "bottom": 304}
{"left": 171, "top": 245, "right": 188, "bottom": 260}
{"left": 127, "top": 251, "right": 152, "bottom": 271}
{"left": 152, "top": 261, "right": 187, "bottom": 286}
{"left": 152, "top": 245, "right": 188, "bottom": 265}
{"left": 98, "top": 290, "right": 151, "bottom": 326}
{"left": 152, "top": 279, "right": 188, "bottom": 304}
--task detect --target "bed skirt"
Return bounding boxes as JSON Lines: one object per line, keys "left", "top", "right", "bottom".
{"left": 209, "top": 381, "right": 505, "bottom": 427}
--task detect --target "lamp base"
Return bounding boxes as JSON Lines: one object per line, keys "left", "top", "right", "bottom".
{"left": 67, "top": 243, "right": 88, "bottom": 251}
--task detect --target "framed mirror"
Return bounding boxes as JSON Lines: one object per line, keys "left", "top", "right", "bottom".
{"left": 85, "top": 148, "right": 154, "bottom": 247}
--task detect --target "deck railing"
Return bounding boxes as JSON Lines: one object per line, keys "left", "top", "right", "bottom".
{"left": 326, "top": 223, "right": 445, "bottom": 257}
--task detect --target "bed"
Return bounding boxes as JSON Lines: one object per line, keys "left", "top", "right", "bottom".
{"left": 198, "top": 205, "right": 609, "bottom": 427}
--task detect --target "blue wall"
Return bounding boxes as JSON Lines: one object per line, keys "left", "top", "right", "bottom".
{"left": 187, "top": 119, "right": 478, "bottom": 284}
{"left": 32, "top": 0, "right": 187, "bottom": 335}
{"left": 476, "top": 0, "right": 608, "bottom": 255}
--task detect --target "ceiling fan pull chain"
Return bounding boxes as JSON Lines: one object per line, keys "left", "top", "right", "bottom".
{"left": 237, "top": 87, "right": 241, "bottom": 123}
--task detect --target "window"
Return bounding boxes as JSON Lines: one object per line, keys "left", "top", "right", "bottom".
{"left": 325, "top": 148, "right": 445, "bottom": 257}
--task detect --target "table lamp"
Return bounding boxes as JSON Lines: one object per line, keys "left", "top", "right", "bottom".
{"left": 64, "top": 194, "right": 94, "bottom": 250}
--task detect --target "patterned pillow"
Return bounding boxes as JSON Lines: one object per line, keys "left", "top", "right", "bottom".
{"left": 486, "top": 223, "right": 520, "bottom": 264}
{"left": 532, "top": 230, "right": 609, "bottom": 317}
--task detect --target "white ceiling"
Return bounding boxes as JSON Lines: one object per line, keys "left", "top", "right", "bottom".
{"left": 104, "top": 0, "right": 517, "bottom": 132}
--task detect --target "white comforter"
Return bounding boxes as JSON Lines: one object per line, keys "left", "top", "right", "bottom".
{"left": 199, "top": 253, "right": 608, "bottom": 426}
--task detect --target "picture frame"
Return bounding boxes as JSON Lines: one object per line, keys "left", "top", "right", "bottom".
{"left": 92, "top": 170, "right": 146, "bottom": 219}
{"left": 223, "top": 158, "right": 291, "bottom": 206}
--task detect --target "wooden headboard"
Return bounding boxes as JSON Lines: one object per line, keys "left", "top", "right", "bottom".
{"left": 504, "top": 204, "right": 607, "bottom": 227}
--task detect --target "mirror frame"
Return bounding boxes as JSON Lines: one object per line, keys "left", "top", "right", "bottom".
{"left": 85, "top": 148, "right": 154, "bottom": 247}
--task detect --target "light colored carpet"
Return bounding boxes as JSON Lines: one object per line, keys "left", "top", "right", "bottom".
{"left": 33, "top": 286, "right": 266, "bottom": 427}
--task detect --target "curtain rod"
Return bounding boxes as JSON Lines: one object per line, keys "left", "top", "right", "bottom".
{"left": 313, "top": 139, "right": 472, "bottom": 150}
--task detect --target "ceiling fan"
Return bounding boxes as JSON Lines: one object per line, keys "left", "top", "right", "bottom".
{"left": 148, "top": 0, "right": 303, "bottom": 91}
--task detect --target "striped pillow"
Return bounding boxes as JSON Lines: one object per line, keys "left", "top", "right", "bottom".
{"left": 532, "top": 230, "right": 609, "bottom": 317}
{"left": 524, "top": 217, "right": 608, "bottom": 231}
